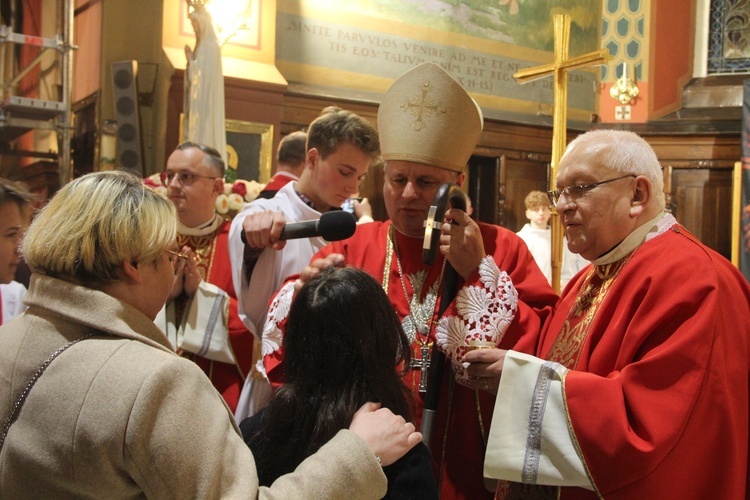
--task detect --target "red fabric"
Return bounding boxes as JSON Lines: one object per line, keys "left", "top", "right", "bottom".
{"left": 531, "top": 226, "right": 750, "bottom": 499}
{"left": 259, "top": 173, "right": 296, "bottom": 195}
{"left": 265, "top": 220, "right": 557, "bottom": 499}
{"left": 178, "top": 220, "right": 254, "bottom": 412}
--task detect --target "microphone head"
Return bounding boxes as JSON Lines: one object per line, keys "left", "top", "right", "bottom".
{"left": 319, "top": 210, "right": 357, "bottom": 241}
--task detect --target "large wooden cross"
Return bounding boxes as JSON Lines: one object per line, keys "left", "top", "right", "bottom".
{"left": 513, "top": 14, "right": 611, "bottom": 293}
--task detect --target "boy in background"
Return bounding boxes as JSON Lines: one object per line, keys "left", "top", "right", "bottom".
{"left": 516, "top": 190, "right": 588, "bottom": 290}
{"left": 0, "top": 179, "right": 34, "bottom": 325}
{"left": 229, "top": 106, "right": 381, "bottom": 420}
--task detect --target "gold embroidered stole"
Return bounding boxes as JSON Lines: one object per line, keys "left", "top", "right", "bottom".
{"left": 177, "top": 231, "right": 220, "bottom": 282}
{"left": 545, "top": 255, "right": 631, "bottom": 369}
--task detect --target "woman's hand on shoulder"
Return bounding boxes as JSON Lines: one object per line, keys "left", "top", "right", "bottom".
{"left": 349, "top": 402, "right": 422, "bottom": 467}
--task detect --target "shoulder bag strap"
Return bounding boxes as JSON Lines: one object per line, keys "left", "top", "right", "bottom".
{"left": 0, "top": 332, "right": 99, "bottom": 451}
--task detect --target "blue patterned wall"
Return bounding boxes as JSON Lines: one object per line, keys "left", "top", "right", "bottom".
{"left": 601, "top": 0, "right": 645, "bottom": 82}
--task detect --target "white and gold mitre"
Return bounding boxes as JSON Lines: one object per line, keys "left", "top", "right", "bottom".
{"left": 377, "top": 62, "right": 484, "bottom": 173}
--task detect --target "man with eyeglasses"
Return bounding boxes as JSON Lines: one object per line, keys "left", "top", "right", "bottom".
{"left": 154, "top": 141, "right": 254, "bottom": 414}
{"left": 464, "top": 129, "right": 750, "bottom": 498}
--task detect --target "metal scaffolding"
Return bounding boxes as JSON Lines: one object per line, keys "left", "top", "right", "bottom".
{"left": 0, "top": 0, "right": 74, "bottom": 184}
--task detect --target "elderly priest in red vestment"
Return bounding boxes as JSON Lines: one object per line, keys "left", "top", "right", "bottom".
{"left": 465, "top": 129, "right": 750, "bottom": 499}
{"left": 259, "top": 62, "right": 559, "bottom": 499}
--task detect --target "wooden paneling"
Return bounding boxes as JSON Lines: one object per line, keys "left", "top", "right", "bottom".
{"left": 468, "top": 156, "right": 501, "bottom": 225}
{"left": 645, "top": 132, "right": 739, "bottom": 259}
{"left": 281, "top": 94, "right": 379, "bottom": 132}
{"left": 672, "top": 168, "right": 734, "bottom": 259}
{"left": 360, "top": 164, "right": 386, "bottom": 222}
{"left": 647, "top": 135, "right": 740, "bottom": 167}
{"left": 502, "top": 157, "right": 549, "bottom": 232}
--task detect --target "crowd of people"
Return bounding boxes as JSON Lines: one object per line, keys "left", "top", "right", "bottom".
{"left": 0, "top": 62, "right": 748, "bottom": 499}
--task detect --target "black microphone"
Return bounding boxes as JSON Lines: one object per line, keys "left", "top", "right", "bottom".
{"left": 240, "top": 210, "right": 357, "bottom": 245}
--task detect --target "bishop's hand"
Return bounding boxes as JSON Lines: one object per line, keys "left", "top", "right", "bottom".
{"left": 439, "top": 208, "right": 485, "bottom": 279}
{"left": 295, "top": 253, "right": 345, "bottom": 294}
{"left": 462, "top": 348, "right": 507, "bottom": 395}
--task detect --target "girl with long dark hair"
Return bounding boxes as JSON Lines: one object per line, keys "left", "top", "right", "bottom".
{"left": 241, "top": 266, "right": 437, "bottom": 498}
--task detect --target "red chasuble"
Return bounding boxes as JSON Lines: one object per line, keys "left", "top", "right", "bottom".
{"left": 264, "top": 220, "right": 557, "bottom": 500}
{"left": 175, "top": 219, "right": 254, "bottom": 412}
{"left": 260, "top": 172, "right": 296, "bottom": 194}
{"left": 514, "top": 225, "right": 750, "bottom": 499}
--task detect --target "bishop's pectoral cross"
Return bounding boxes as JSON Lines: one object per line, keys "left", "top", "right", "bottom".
{"left": 410, "top": 344, "right": 431, "bottom": 393}
{"left": 513, "top": 14, "right": 611, "bottom": 293}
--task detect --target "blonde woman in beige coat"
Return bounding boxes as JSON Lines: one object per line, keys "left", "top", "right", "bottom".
{"left": 0, "top": 171, "right": 420, "bottom": 498}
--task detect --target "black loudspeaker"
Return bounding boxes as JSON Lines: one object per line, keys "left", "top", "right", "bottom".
{"left": 111, "top": 60, "right": 143, "bottom": 173}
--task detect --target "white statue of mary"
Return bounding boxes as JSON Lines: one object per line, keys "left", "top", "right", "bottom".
{"left": 183, "top": 2, "right": 227, "bottom": 165}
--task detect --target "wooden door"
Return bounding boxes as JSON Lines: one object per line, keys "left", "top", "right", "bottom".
{"left": 503, "top": 157, "right": 549, "bottom": 232}
{"left": 467, "top": 155, "right": 502, "bottom": 225}
{"left": 467, "top": 155, "right": 549, "bottom": 230}
{"left": 672, "top": 167, "right": 733, "bottom": 259}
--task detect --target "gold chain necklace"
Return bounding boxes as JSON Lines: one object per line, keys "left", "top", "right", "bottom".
{"left": 389, "top": 224, "right": 447, "bottom": 392}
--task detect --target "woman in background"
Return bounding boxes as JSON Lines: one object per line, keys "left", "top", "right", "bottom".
{"left": 242, "top": 266, "right": 438, "bottom": 499}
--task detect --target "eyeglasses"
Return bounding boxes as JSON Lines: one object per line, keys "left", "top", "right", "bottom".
{"left": 164, "top": 249, "right": 189, "bottom": 265}
{"left": 547, "top": 174, "right": 636, "bottom": 206}
{"left": 160, "top": 170, "right": 218, "bottom": 187}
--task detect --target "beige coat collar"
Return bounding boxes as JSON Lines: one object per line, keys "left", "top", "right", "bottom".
{"left": 25, "top": 274, "right": 175, "bottom": 353}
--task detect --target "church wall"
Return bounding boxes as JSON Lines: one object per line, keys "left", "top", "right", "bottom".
{"left": 100, "top": 0, "right": 168, "bottom": 174}
{"left": 648, "top": 0, "right": 694, "bottom": 119}
{"left": 273, "top": 0, "right": 602, "bottom": 126}
{"left": 599, "top": 0, "right": 650, "bottom": 124}
{"left": 73, "top": 0, "right": 101, "bottom": 103}
{"left": 597, "top": 0, "right": 695, "bottom": 124}
{"left": 12, "top": 0, "right": 46, "bottom": 166}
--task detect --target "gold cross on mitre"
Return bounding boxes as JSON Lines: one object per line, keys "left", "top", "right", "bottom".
{"left": 513, "top": 14, "right": 611, "bottom": 293}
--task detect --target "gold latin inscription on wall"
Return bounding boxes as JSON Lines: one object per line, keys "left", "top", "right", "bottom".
{"left": 282, "top": 17, "right": 595, "bottom": 105}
